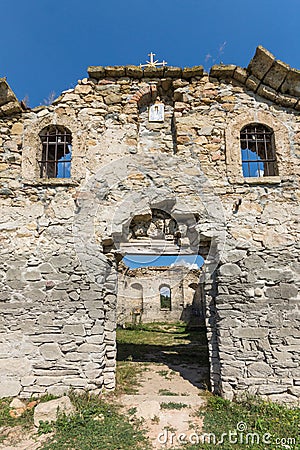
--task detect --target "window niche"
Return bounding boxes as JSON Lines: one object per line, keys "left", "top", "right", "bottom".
{"left": 225, "top": 111, "right": 288, "bottom": 184}
{"left": 240, "top": 124, "right": 278, "bottom": 177}
{"left": 39, "top": 125, "right": 72, "bottom": 179}
{"left": 160, "top": 285, "right": 171, "bottom": 311}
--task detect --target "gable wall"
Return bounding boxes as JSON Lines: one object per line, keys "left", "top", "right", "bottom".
{"left": 0, "top": 56, "right": 299, "bottom": 401}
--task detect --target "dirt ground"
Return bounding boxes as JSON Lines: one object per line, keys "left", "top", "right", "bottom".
{"left": 119, "top": 361, "right": 207, "bottom": 449}
{"left": 0, "top": 426, "right": 50, "bottom": 450}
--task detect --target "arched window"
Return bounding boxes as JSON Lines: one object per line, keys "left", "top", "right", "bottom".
{"left": 131, "top": 283, "right": 143, "bottom": 324}
{"left": 240, "top": 124, "right": 278, "bottom": 177}
{"left": 39, "top": 126, "right": 72, "bottom": 178}
{"left": 160, "top": 285, "right": 171, "bottom": 310}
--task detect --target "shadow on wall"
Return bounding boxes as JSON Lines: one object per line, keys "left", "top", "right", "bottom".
{"left": 180, "top": 282, "right": 206, "bottom": 329}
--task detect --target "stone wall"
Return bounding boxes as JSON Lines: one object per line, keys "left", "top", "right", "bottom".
{"left": 0, "top": 46, "right": 299, "bottom": 402}
{"left": 117, "top": 266, "right": 204, "bottom": 325}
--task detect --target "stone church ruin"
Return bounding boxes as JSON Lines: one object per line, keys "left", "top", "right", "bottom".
{"left": 0, "top": 46, "right": 299, "bottom": 403}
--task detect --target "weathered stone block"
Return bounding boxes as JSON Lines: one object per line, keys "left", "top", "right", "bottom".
{"left": 164, "top": 67, "right": 182, "bottom": 78}
{"left": 248, "top": 362, "right": 273, "bottom": 377}
{"left": 21, "top": 376, "right": 36, "bottom": 387}
{"left": 86, "top": 335, "right": 104, "bottom": 344}
{"left": 0, "top": 358, "right": 32, "bottom": 377}
{"left": 25, "top": 289, "right": 46, "bottom": 302}
{"left": 258, "top": 385, "right": 289, "bottom": 395}
{"left": 0, "top": 379, "right": 21, "bottom": 397}
{"left": 263, "top": 59, "right": 290, "bottom": 90}
{"left": 232, "top": 328, "right": 268, "bottom": 339}
{"left": 33, "top": 396, "right": 75, "bottom": 427}
{"left": 198, "top": 125, "right": 213, "bottom": 136}
{"left": 104, "top": 94, "right": 123, "bottom": 105}
{"left": 0, "top": 101, "right": 22, "bottom": 115}
{"left": 210, "top": 65, "right": 236, "bottom": 79}
{"left": 280, "top": 283, "right": 298, "bottom": 299}
{"left": 256, "top": 84, "right": 277, "bottom": 102}
{"left": 125, "top": 66, "right": 143, "bottom": 78}
{"left": 143, "top": 66, "right": 164, "bottom": 77}
{"left": 280, "top": 68, "right": 300, "bottom": 97}
{"left": 259, "top": 269, "right": 293, "bottom": 283}
{"left": 63, "top": 324, "right": 86, "bottom": 336}
{"left": 247, "top": 46, "right": 274, "bottom": 79}
{"left": 233, "top": 67, "right": 247, "bottom": 84}
{"left": 224, "top": 250, "right": 247, "bottom": 264}
{"left": 219, "top": 263, "right": 241, "bottom": 277}
{"left": 6, "top": 268, "right": 22, "bottom": 281}
{"left": 39, "top": 343, "right": 63, "bottom": 361}
{"left": 77, "top": 343, "right": 102, "bottom": 353}
{"left": 265, "top": 286, "right": 281, "bottom": 299}
{"left": 87, "top": 66, "right": 106, "bottom": 79}
{"left": 104, "top": 66, "right": 126, "bottom": 77}
{"left": 277, "top": 93, "right": 298, "bottom": 108}
{"left": 182, "top": 66, "right": 204, "bottom": 79}
{"left": 49, "top": 256, "right": 74, "bottom": 268}
{"left": 244, "top": 255, "right": 265, "bottom": 270}
{"left": 268, "top": 393, "right": 298, "bottom": 404}
{"left": 65, "top": 352, "right": 89, "bottom": 362}
{"left": 74, "top": 84, "right": 93, "bottom": 95}
{"left": 38, "top": 263, "right": 54, "bottom": 274}
{"left": 245, "top": 75, "right": 260, "bottom": 92}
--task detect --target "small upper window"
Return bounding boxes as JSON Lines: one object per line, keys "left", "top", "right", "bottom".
{"left": 39, "top": 126, "right": 72, "bottom": 178}
{"left": 240, "top": 124, "right": 278, "bottom": 177}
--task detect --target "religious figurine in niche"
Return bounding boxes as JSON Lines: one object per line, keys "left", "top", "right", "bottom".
{"left": 149, "top": 100, "right": 164, "bottom": 122}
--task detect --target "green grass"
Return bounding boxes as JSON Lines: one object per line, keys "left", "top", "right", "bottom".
{"left": 158, "top": 389, "right": 177, "bottom": 396}
{"left": 0, "top": 398, "right": 34, "bottom": 443}
{"left": 161, "top": 402, "right": 188, "bottom": 410}
{"left": 180, "top": 395, "right": 300, "bottom": 449}
{"left": 157, "top": 369, "right": 173, "bottom": 380}
{"left": 115, "top": 361, "right": 146, "bottom": 395}
{"left": 0, "top": 393, "right": 150, "bottom": 450}
{"left": 117, "top": 322, "right": 209, "bottom": 366}
{"left": 39, "top": 392, "right": 150, "bottom": 450}
{"left": 0, "top": 398, "right": 34, "bottom": 430}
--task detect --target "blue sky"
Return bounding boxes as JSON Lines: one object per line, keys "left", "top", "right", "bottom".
{"left": 1, "top": 0, "right": 300, "bottom": 107}
{"left": 123, "top": 254, "right": 204, "bottom": 269}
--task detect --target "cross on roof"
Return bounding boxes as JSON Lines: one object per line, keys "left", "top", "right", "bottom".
{"left": 140, "top": 52, "right": 168, "bottom": 68}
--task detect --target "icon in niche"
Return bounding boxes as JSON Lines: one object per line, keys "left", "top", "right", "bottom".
{"left": 149, "top": 103, "right": 164, "bottom": 122}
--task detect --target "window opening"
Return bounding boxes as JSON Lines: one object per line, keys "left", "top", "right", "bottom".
{"left": 240, "top": 124, "right": 277, "bottom": 177}
{"left": 160, "top": 285, "right": 171, "bottom": 310}
{"left": 39, "top": 126, "right": 72, "bottom": 178}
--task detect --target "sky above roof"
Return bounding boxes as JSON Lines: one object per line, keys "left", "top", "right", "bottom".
{"left": 1, "top": 0, "right": 300, "bottom": 107}
{"left": 123, "top": 254, "right": 204, "bottom": 269}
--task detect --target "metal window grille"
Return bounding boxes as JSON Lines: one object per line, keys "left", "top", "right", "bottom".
{"left": 39, "top": 126, "right": 72, "bottom": 178}
{"left": 240, "top": 124, "right": 278, "bottom": 177}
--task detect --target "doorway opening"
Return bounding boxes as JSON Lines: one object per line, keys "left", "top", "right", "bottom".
{"left": 114, "top": 209, "right": 213, "bottom": 394}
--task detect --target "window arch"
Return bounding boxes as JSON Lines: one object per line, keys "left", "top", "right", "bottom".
{"left": 160, "top": 285, "right": 171, "bottom": 310}
{"left": 39, "top": 125, "right": 72, "bottom": 178}
{"left": 240, "top": 124, "right": 278, "bottom": 177}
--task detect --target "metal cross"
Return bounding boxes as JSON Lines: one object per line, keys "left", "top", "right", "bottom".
{"left": 140, "top": 52, "right": 167, "bottom": 68}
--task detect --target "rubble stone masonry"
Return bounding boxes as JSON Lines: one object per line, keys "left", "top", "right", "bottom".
{"left": 0, "top": 46, "right": 299, "bottom": 403}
